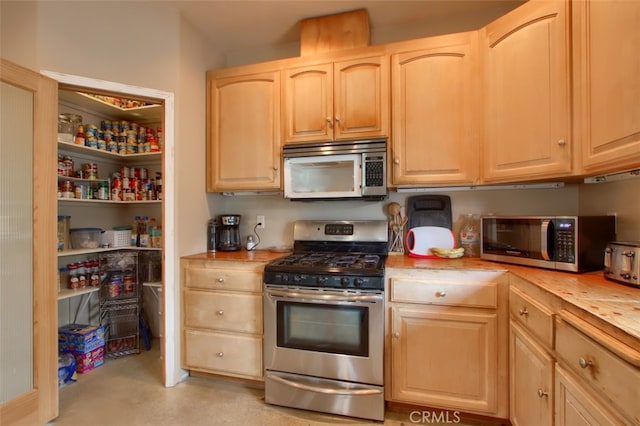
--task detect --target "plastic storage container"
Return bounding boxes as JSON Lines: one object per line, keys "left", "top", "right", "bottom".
{"left": 69, "top": 228, "right": 103, "bottom": 249}
{"left": 459, "top": 214, "right": 481, "bottom": 257}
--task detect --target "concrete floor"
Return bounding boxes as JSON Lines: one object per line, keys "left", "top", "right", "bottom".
{"left": 50, "top": 340, "right": 503, "bottom": 426}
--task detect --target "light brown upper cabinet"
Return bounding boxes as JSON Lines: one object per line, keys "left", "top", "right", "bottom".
{"left": 283, "top": 56, "right": 389, "bottom": 144}
{"left": 573, "top": 0, "right": 640, "bottom": 175}
{"left": 481, "top": 1, "right": 572, "bottom": 183}
{"left": 391, "top": 32, "right": 480, "bottom": 186}
{"left": 206, "top": 71, "right": 281, "bottom": 192}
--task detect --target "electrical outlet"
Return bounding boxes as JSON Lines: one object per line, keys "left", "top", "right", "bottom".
{"left": 257, "top": 215, "right": 265, "bottom": 229}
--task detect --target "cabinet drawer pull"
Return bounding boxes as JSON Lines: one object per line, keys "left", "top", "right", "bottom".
{"left": 393, "top": 332, "right": 400, "bottom": 338}
{"left": 557, "top": 139, "right": 566, "bottom": 146}
{"left": 436, "top": 290, "right": 446, "bottom": 297}
{"left": 216, "top": 277, "right": 224, "bottom": 283}
{"left": 537, "top": 388, "right": 548, "bottom": 398}
{"left": 579, "top": 357, "right": 593, "bottom": 369}
{"left": 217, "top": 352, "right": 224, "bottom": 357}
{"left": 518, "top": 307, "right": 529, "bottom": 316}
{"left": 217, "top": 310, "right": 224, "bottom": 316}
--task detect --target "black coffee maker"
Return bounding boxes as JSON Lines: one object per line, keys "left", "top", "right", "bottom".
{"left": 217, "top": 214, "right": 241, "bottom": 251}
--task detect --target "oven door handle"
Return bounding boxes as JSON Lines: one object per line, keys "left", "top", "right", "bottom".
{"left": 266, "top": 373, "right": 383, "bottom": 396}
{"left": 265, "top": 288, "right": 382, "bottom": 303}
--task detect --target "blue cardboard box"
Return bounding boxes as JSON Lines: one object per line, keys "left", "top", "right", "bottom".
{"left": 58, "top": 324, "right": 105, "bottom": 353}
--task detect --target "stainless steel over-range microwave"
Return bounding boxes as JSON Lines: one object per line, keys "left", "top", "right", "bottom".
{"left": 282, "top": 139, "right": 387, "bottom": 200}
{"left": 481, "top": 216, "right": 616, "bottom": 272}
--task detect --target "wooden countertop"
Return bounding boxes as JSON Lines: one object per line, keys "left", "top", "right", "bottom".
{"left": 387, "top": 254, "right": 640, "bottom": 345}
{"left": 182, "top": 251, "right": 640, "bottom": 344}
{"left": 181, "top": 249, "right": 288, "bottom": 263}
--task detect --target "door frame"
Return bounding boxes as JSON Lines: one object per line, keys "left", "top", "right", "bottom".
{"left": 40, "top": 70, "right": 178, "bottom": 387}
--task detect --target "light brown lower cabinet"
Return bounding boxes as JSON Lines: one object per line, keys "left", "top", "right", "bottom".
{"left": 385, "top": 268, "right": 509, "bottom": 419}
{"left": 509, "top": 278, "right": 639, "bottom": 426}
{"left": 555, "top": 311, "right": 640, "bottom": 425}
{"left": 181, "top": 258, "right": 266, "bottom": 381}
{"left": 555, "top": 365, "right": 627, "bottom": 426}
{"left": 509, "top": 320, "right": 554, "bottom": 426}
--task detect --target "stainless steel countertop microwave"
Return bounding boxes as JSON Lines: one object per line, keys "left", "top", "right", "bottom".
{"left": 481, "top": 215, "right": 616, "bottom": 273}
{"left": 282, "top": 139, "right": 387, "bottom": 201}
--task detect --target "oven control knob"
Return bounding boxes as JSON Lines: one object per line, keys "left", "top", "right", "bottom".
{"left": 294, "top": 274, "right": 302, "bottom": 283}
{"left": 281, "top": 274, "right": 290, "bottom": 283}
{"left": 353, "top": 278, "right": 363, "bottom": 288}
{"left": 340, "top": 277, "right": 352, "bottom": 287}
{"left": 316, "top": 276, "right": 328, "bottom": 285}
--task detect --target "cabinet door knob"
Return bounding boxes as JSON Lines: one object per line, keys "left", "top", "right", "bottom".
{"left": 537, "top": 389, "right": 548, "bottom": 398}
{"left": 579, "top": 357, "right": 593, "bottom": 369}
{"left": 518, "top": 307, "right": 529, "bottom": 316}
{"left": 217, "top": 310, "right": 224, "bottom": 316}
{"left": 558, "top": 139, "right": 566, "bottom": 146}
{"left": 326, "top": 117, "right": 333, "bottom": 128}
{"left": 217, "top": 352, "right": 224, "bottom": 357}
{"left": 436, "top": 290, "right": 446, "bottom": 297}
{"left": 393, "top": 332, "right": 400, "bottom": 338}
{"left": 394, "top": 158, "right": 400, "bottom": 165}
{"left": 217, "top": 277, "right": 224, "bottom": 283}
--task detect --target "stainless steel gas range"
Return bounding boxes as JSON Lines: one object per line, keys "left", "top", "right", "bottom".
{"left": 263, "top": 220, "right": 388, "bottom": 421}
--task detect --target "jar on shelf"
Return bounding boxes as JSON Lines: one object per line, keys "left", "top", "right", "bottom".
{"left": 67, "top": 263, "right": 79, "bottom": 289}
{"left": 58, "top": 113, "right": 82, "bottom": 136}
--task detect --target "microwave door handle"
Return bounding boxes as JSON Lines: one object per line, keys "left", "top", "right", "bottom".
{"left": 541, "top": 219, "right": 552, "bottom": 261}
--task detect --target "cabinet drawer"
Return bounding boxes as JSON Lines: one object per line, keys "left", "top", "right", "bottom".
{"left": 555, "top": 312, "right": 640, "bottom": 424}
{"left": 509, "top": 286, "right": 554, "bottom": 348}
{"left": 184, "top": 329, "right": 263, "bottom": 379}
{"left": 184, "top": 266, "right": 262, "bottom": 292}
{"left": 390, "top": 278, "right": 497, "bottom": 308}
{"left": 184, "top": 290, "right": 262, "bottom": 333}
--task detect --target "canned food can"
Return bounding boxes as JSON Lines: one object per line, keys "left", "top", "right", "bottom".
{"left": 74, "top": 185, "right": 85, "bottom": 199}
{"left": 101, "top": 120, "right": 112, "bottom": 131}
{"left": 126, "top": 139, "right": 137, "bottom": 154}
{"left": 86, "top": 124, "right": 98, "bottom": 138}
{"left": 68, "top": 275, "right": 80, "bottom": 289}
{"left": 63, "top": 156, "right": 74, "bottom": 176}
{"left": 58, "top": 155, "right": 65, "bottom": 176}
{"left": 123, "top": 276, "right": 135, "bottom": 293}
{"left": 123, "top": 189, "right": 135, "bottom": 201}
{"left": 120, "top": 166, "right": 130, "bottom": 178}
{"left": 118, "top": 141, "right": 127, "bottom": 154}
{"left": 97, "top": 139, "right": 107, "bottom": 151}
{"left": 97, "top": 182, "right": 109, "bottom": 200}
{"left": 82, "top": 163, "right": 98, "bottom": 179}
{"left": 132, "top": 167, "right": 148, "bottom": 179}
{"left": 109, "top": 276, "right": 122, "bottom": 298}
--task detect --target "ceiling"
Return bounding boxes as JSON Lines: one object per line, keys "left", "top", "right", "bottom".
{"left": 161, "top": 1, "right": 526, "bottom": 57}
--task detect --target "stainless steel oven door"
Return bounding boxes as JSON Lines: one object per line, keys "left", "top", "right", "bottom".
{"left": 263, "top": 286, "right": 384, "bottom": 386}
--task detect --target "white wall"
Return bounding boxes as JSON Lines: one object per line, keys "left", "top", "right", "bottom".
{"left": 579, "top": 178, "right": 640, "bottom": 241}
{"left": 209, "top": 186, "right": 582, "bottom": 249}
{"left": 1, "top": 0, "right": 221, "bottom": 388}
